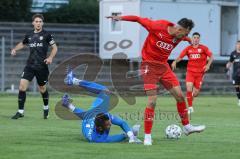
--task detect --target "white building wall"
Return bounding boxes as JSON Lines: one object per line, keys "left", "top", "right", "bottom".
{"left": 100, "top": 0, "right": 239, "bottom": 60}
{"left": 140, "top": 1, "right": 221, "bottom": 60}
{"left": 100, "top": 0, "right": 141, "bottom": 59}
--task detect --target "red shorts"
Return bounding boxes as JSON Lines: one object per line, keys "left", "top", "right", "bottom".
{"left": 141, "top": 62, "right": 180, "bottom": 91}
{"left": 186, "top": 71, "right": 204, "bottom": 90}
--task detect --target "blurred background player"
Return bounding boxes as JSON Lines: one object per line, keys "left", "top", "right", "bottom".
{"left": 11, "top": 14, "right": 58, "bottom": 119}
{"left": 62, "top": 70, "right": 141, "bottom": 143}
{"left": 106, "top": 15, "right": 205, "bottom": 145}
{"left": 226, "top": 40, "right": 240, "bottom": 106}
{"left": 172, "top": 32, "right": 213, "bottom": 114}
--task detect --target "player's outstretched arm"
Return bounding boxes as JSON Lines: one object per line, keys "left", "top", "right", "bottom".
{"left": 106, "top": 15, "right": 122, "bottom": 21}
{"left": 106, "top": 15, "right": 153, "bottom": 31}
{"left": 11, "top": 42, "right": 26, "bottom": 56}
{"left": 109, "top": 114, "right": 138, "bottom": 142}
{"left": 226, "top": 61, "right": 233, "bottom": 70}
{"left": 204, "top": 55, "right": 214, "bottom": 72}
{"left": 172, "top": 57, "right": 183, "bottom": 71}
{"left": 226, "top": 52, "right": 234, "bottom": 70}
{"left": 204, "top": 48, "right": 214, "bottom": 72}
{"left": 44, "top": 44, "right": 58, "bottom": 65}
{"left": 110, "top": 114, "right": 131, "bottom": 132}
{"left": 172, "top": 46, "right": 189, "bottom": 71}
{"left": 183, "top": 36, "right": 192, "bottom": 44}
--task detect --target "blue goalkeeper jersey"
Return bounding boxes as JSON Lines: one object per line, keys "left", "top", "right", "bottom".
{"left": 71, "top": 80, "right": 132, "bottom": 143}
{"left": 81, "top": 113, "right": 130, "bottom": 143}
{"left": 81, "top": 113, "right": 110, "bottom": 142}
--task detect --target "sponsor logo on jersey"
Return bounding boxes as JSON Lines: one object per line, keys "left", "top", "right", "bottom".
{"left": 29, "top": 42, "right": 43, "bottom": 47}
{"left": 156, "top": 41, "right": 173, "bottom": 51}
{"left": 190, "top": 53, "right": 201, "bottom": 59}
{"left": 159, "top": 33, "right": 163, "bottom": 39}
{"left": 172, "top": 38, "right": 177, "bottom": 43}
{"left": 234, "top": 59, "right": 240, "bottom": 62}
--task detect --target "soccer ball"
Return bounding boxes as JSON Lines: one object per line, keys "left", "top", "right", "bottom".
{"left": 165, "top": 124, "right": 182, "bottom": 139}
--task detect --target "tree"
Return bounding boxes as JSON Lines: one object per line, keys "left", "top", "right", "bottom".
{"left": 44, "top": 0, "right": 99, "bottom": 24}
{"left": 0, "top": 0, "right": 32, "bottom": 22}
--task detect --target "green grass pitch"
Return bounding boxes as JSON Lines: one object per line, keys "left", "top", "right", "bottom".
{"left": 0, "top": 94, "right": 240, "bottom": 159}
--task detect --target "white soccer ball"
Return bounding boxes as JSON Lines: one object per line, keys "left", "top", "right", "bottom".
{"left": 165, "top": 124, "right": 182, "bottom": 139}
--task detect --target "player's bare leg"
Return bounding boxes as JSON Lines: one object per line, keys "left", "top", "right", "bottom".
{"left": 38, "top": 85, "right": 49, "bottom": 119}
{"left": 193, "top": 87, "right": 200, "bottom": 97}
{"left": 144, "top": 89, "right": 157, "bottom": 146}
{"left": 12, "top": 79, "right": 29, "bottom": 119}
{"left": 169, "top": 86, "right": 205, "bottom": 135}
{"left": 186, "top": 82, "right": 194, "bottom": 114}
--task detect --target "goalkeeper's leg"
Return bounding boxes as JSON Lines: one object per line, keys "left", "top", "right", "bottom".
{"left": 64, "top": 69, "right": 108, "bottom": 94}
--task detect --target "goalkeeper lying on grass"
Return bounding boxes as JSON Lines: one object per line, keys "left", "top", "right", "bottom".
{"left": 61, "top": 70, "right": 141, "bottom": 143}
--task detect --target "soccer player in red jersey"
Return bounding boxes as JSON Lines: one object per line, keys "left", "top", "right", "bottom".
{"left": 107, "top": 15, "right": 206, "bottom": 145}
{"left": 172, "top": 32, "right": 213, "bottom": 114}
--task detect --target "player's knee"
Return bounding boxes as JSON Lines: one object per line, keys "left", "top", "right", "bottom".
{"left": 19, "top": 84, "right": 27, "bottom": 91}
{"left": 193, "top": 92, "right": 199, "bottom": 97}
{"left": 175, "top": 94, "right": 185, "bottom": 102}
{"left": 148, "top": 100, "right": 157, "bottom": 108}
{"left": 38, "top": 86, "right": 46, "bottom": 93}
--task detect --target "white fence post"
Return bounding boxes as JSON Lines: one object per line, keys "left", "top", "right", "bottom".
{"left": 94, "top": 31, "right": 97, "bottom": 54}
{"left": 1, "top": 36, "right": 5, "bottom": 92}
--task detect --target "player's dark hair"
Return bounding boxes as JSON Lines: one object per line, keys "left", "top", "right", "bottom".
{"left": 32, "top": 14, "right": 44, "bottom": 21}
{"left": 193, "top": 32, "right": 200, "bottom": 37}
{"left": 95, "top": 113, "right": 110, "bottom": 134}
{"left": 237, "top": 40, "right": 240, "bottom": 43}
{"left": 177, "top": 18, "right": 194, "bottom": 30}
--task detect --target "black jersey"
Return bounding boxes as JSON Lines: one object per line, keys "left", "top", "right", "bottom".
{"left": 229, "top": 50, "right": 240, "bottom": 78}
{"left": 22, "top": 29, "right": 55, "bottom": 68}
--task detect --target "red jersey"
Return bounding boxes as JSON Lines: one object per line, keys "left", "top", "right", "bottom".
{"left": 121, "top": 15, "right": 191, "bottom": 64}
{"left": 179, "top": 44, "right": 212, "bottom": 73}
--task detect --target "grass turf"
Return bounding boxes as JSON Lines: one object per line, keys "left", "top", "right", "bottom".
{"left": 0, "top": 94, "right": 240, "bottom": 159}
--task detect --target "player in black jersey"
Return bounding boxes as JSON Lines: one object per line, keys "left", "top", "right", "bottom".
{"left": 226, "top": 40, "right": 240, "bottom": 106}
{"left": 11, "top": 14, "right": 58, "bottom": 119}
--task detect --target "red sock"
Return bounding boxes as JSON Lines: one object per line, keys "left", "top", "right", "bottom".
{"left": 176, "top": 102, "right": 189, "bottom": 126}
{"left": 186, "top": 91, "right": 193, "bottom": 107}
{"left": 144, "top": 107, "right": 155, "bottom": 134}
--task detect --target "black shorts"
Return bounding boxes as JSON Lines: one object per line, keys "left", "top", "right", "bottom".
{"left": 21, "top": 65, "right": 49, "bottom": 86}
{"left": 232, "top": 76, "right": 240, "bottom": 85}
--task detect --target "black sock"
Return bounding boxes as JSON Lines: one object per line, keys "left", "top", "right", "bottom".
{"left": 18, "top": 91, "right": 26, "bottom": 110}
{"left": 235, "top": 87, "right": 240, "bottom": 99}
{"left": 41, "top": 90, "right": 49, "bottom": 106}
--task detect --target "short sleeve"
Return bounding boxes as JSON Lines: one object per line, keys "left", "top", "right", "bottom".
{"left": 179, "top": 46, "right": 189, "bottom": 59}
{"left": 22, "top": 34, "right": 29, "bottom": 45}
{"left": 203, "top": 46, "right": 212, "bottom": 57}
{"left": 229, "top": 52, "right": 235, "bottom": 62}
{"left": 46, "top": 33, "right": 55, "bottom": 46}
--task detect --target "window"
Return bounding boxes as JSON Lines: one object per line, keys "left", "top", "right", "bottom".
{"left": 111, "top": 12, "right": 122, "bottom": 32}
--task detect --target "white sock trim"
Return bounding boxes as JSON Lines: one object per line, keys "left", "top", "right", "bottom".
{"left": 69, "top": 103, "right": 75, "bottom": 112}
{"left": 73, "top": 78, "right": 82, "bottom": 85}
{"left": 144, "top": 134, "right": 152, "bottom": 139}
{"left": 18, "top": 109, "right": 24, "bottom": 114}
{"left": 43, "top": 105, "right": 49, "bottom": 110}
{"left": 184, "top": 124, "right": 191, "bottom": 129}
{"left": 127, "top": 131, "right": 134, "bottom": 138}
